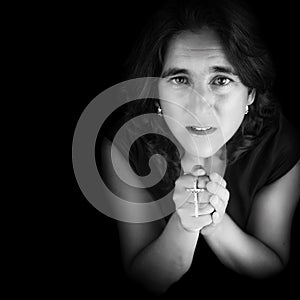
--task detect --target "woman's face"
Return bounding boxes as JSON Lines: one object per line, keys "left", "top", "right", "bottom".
{"left": 158, "top": 28, "right": 255, "bottom": 159}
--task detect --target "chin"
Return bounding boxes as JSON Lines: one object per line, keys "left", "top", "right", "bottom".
{"left": 182, "top": 132, "right": 225, "bottom": 156}
{"left": 184, "top": 142, "right": 222, "bottom": 158}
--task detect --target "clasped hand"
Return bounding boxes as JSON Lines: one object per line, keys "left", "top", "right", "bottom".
{"left": 173, "top": 168, "right": 230, "bottom": 235}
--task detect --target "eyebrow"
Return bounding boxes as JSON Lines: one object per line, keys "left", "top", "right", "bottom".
{"left": 161, "top": 66, "right": 238, "bottom": 78}
{"left": 211, "top": 66, "right": 238, "bottom": 76}
{"left": 161, "top": 68, "right": 189, "bottom": 78}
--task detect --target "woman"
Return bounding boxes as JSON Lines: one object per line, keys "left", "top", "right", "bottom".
{"left": 98, "top": 0, "right": 300, "bottom": 296}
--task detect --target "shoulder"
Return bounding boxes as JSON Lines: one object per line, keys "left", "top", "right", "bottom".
{"left": 262, "top": 113, "right": 300, "bottom": 186}
{"left": 227, "top": 113, "right": 300, "bottom": 196}
{"left": 241, "top": 112, "right": 300, "bottom": 189}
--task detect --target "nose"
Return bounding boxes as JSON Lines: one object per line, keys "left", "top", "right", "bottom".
{"left": 187, "top": 85, "right": 214, "bottom": 115}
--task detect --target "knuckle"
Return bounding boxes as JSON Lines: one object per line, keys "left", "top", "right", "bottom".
{"left": 219, "top": 201, "right": 226, "bottom": 213}
{"left": 174, "top": 181, "right": 181, "bottom": 190}
{"left": 206, "top": 181, "right": 214, "bottom": 191}
{"left": 209, "top": 194, "right": 218, "bottom": 204}
{"left": 203, "top": 214, "right": 213, "bottom": 225}
{"left": 224, "top": 189, "right": 230, "bottom": 201}
{"left": 215, "top": 201, "right": 223, "bottom": 212}
{"left": 210, "top": 172, "right": 218, "bottom": 180}
{"left": 173, "top": 193, "right": 180, "bottom": 204}
{"left": 215, "top": 184, "right": 223, "bottom": 194}
{"left": 175, "top": 176, "right": 183, "bottom": 186}
{"left": 210, "top": 172, "right": 227, "bottom": 188}
{"left": 213, "top": 212, "right": 221, "bottom": 223}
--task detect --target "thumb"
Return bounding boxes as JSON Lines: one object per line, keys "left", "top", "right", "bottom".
{"left": 190, "top": 165, "right": 206, "bottom": 177}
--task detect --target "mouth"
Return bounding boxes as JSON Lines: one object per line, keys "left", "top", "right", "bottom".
{"left": 186, "top": 126, "right": 217, "bottom": 136}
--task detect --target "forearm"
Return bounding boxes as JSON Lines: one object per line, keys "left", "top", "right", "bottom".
{"left": 204, "top": 214, "right": 284, "bottom": 278}
{"left": 128, "top": 212, "right": 199, "bottom": 294}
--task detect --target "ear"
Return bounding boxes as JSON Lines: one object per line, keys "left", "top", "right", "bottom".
{"left": 247, "top": 88, "right": 256, "bottom": 106}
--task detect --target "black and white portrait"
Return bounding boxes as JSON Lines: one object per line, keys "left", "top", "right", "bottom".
{"left": 71, "top": 0, "right": 300, "bottom": 298}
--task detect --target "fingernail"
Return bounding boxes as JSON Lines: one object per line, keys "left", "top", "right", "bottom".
{"left": 192, "top": 165, "right": 206, "bottom": 173}
{"left": 197, "top": 169, "right": 206, "bottom": 176}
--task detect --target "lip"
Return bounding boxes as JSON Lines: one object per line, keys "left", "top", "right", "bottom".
{"left": 186, "top": 126, "right": 217, "bottom": 136}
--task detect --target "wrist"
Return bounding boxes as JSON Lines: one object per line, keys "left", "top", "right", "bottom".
{"left": 203, "top": 213, "right": 229, "bottom": 241}
{"left": 172, "top": 211, "right": 200, "bottom": 235}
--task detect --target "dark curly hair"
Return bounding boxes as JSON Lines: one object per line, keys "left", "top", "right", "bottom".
{"left": 123, "top": 0, "right": 281, "bottom": 190}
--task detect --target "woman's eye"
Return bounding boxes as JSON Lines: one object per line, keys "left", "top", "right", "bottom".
{"left": 170, "top": 76, "right": 189, "bottom": 85}
{"left": 211, "top": 76, "right": 232, "bottom": 86}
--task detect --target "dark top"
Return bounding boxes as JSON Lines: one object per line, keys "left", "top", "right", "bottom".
{"left": 96, "top": 103, "right": 300, "bottom": 297}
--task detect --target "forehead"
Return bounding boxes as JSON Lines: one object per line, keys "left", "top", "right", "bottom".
{"left": 164, "top": 29, "right": 229, "bottom": 67}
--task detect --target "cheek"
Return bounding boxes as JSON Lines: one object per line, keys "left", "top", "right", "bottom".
{"left": 218, "top": 99, "right": 246, "bottom": 138}
{"left": 162, "top": 105, "right": 185, "bottom": 135}
{"left": 159, "top": 92, "right": 188, "bottom": 122}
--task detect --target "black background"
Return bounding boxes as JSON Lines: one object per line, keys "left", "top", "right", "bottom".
{"left": 68, "top": 1, "right": 299, "bottom": 298}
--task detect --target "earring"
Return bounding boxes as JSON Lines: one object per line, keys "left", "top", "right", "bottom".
{"left": 157, "top": 105, "right": 163, "bottom": 116}
{"left": 245, "top": 105, "right": 249, "bottom": 115}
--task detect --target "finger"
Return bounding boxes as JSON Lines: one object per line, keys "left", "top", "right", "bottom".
{"left": 209, "top": 172, "right": 227, "bottom": 188}
{"left": 190, "top": 165, "right": 206, "bottom": 177}
{"left": 179, "top": 203, "right": 214, "bottom": 217}
{"left": 212, "top": 211, "right": 221, "bottom": 224}
{"left": 206, "top": 181, "right": 230, "bottom": 203}
{"left": 197, "top": 190, "right": 211, "bottom": 204}
{"left": 196, "top": 214, "right": 213, "bottom": 227}
{"left": 178, "top": 213, "right": 212, "bottom": 232}
{"left": 184, "top": 165, "right": 206, "bottom": 177}
{"left": 186, "top": 190, "right": 211, "bottom": 204}
{"left": 209, "top": 195, "right": 226, "bottom": 214}
{"left": 176, "top": 174, "right": 197, "bottom": 189}
{"left": 200, "top": 223, "right": 216, "bottom": 235}
{"left": 173, "top": 190, "right": 193, "bottom": 209}
{"left": 195, "top": 203, "right": 215, "bottom": 216}
{"left": 196, "top": 175, "right": 210, "bottom": 189}
{"left": 201, "top": 211, "right": 221, "bottom": 235}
